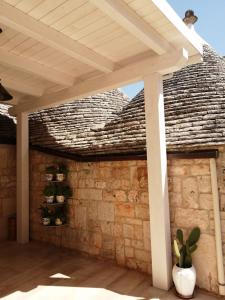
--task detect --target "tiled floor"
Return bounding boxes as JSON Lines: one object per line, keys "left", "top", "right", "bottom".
{"left": 0, "top": 241, "right": 221, "bottom": 300}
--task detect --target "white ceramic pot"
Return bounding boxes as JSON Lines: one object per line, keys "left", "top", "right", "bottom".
{"left": 45, "top": 196, "right": 54, "bottom": 204}
{"left": 55, "top": 218, "right": 63, "bottom": 226}
{"left": 56, "top": 173, "right": 64, "bottom": 181}
{"left": 172, "top": 264, "right": 196, "bottom": 298}
{"left": 42, "top": 217, "right": 50, "bottom": 226}
{"left": 45, "top": 173, "right": 53, "bottom": 181}
{"left": 56, "top": 195, "right": 65, "bottom": 203}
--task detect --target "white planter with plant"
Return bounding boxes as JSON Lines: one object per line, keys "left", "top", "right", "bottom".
{"left": 56, "top": 164, "right": 68, "bottom": 182}
{"left": 173, "top": 227, "right": 200, "bottom": 299}
{"left": 43, "top": 184, "right": 55, "bottom": 203}
{"left": 54, "top": 207, "right": 65, "bottom": 226}
{"left": 39, "top": 205, "right": 52, "bottom": 226}
{"left": 55, "top": 218, "right": 63, "bottom": 225}
{"left": 45, "top": 166, "right": 57, "bottom": 181}
{"left": 56, "top": 185, "right": 72, "bottom": 203}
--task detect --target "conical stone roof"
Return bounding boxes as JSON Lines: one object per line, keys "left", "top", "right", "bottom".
{"left": 66, "top": 44, "right": 225, "bottom": 156}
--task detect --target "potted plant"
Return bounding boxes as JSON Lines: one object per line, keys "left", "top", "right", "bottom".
{"left": 56, "top": 164, "right": 68, "bottom": 182}
{"left": 39, "top": 205, "right": 52, "bottom": 226}
{"left": 54, "top": 207, "right": 65, "bottom": 225}
{"left": 43, "top": 184, "right": 55, "bottom": 203}
{"left": 56, "top": 185, "right": 72, "bottom": 203}
{"left": 173, "top": 227, "right": 201, "bottom": 299}
{"left": 45, "top": 165, "right": 57, "bottom": 181}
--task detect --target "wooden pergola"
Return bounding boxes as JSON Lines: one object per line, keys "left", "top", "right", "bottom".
{"left": 0, "top": 0, "right": 202, "bottom": 291}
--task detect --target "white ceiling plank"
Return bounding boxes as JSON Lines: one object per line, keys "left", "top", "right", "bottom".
{"left": 10, "top": 48, "right": 189, "bottom": 115}
{"left": 0, "top": 48, "right": 74, "bottom": 86}
{"left": 0, "top": 1, "right": 115, "bottom": 73}
{"left": 2, "top": 77, "right": 44, "bottom": 97}
{"left": 90, "top": 0, "right": 173, "bottom": 55}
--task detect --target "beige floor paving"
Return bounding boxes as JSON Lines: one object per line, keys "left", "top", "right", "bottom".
{"left": 0, "top": 241, "right": 221, "bottom": 300}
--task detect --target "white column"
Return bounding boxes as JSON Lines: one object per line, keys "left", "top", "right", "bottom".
{"left": 17, "top": 112, "right": 29, "bottom": 243}
{"left": 144, "top": 73, "right": 172, "bottom": 290}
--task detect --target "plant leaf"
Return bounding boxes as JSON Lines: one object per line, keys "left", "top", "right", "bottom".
{"left": 188, "top": 227, "right": 200, "bottom": 246}
{"left": 176, "top": 229, "right": 183, "bottom": 245}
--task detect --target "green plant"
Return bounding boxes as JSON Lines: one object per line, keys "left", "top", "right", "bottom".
{"left": 45, "top": 165, "right": 57, "bottom": 174}
{"left": 173, "top": 227, "right": 200, "bottom": 268}
{"left": 54, "top": 207, "right": 66, "bottom": 222}
{"left": 39, "top": 205, "right": 52, "bottom": 218}
{"left": 56, "top": 185, "right": 72, "bottom": 198}
{"left": 57, "top": 164, "right": 69, "bottom": 176}
{"left": 43, "top": 184, "right": 55, "bottom": 197}
{"left": 63, "top": 186, "right": 72, "bottom": 198}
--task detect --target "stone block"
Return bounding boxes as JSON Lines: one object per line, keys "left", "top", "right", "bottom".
{"left": 182, "top": 177, "right": 199, "bottom": 209}
{"left": 123, "top": 224, "right": 134, "bottom": 239}
{"left": 98, "top": 202, "right": 114, "bottom": 222}
{"left": 135, "top": 249, "right": 150, "bottom": 263}
{"left": 77, "top": 188, "right": 102, "bottom": 201}
{"left": 90, "top": 232, "right": 102, "bottom": 248}
{"left": 197, "top": 176, "right": 212, "bottom": 193}
{"left": 140, "top": 191, "right": 148, "bottom": 204}
{"left": 114, "top": 190, "right": 127, "bottom": 202}
{"left": 128, "top": 190, "right": 138, "bottom": 203}
{"left": 116, "top": 239, "right": 125, "bottom": 265}
{"left": 115, "top": 203, "right": 134, "bottom": 218}
{"left": 88, "top": 201, "right": 98, "bottom": 220}
{"left": 199, "top": 194, "right": 213, "bottom": 210}
{"left": 135, "top": 204, "right": 149, "bottom": 219}
{"left": 125, "top": 246, "right": 134, "bottom": 258}
{"left": 175, "top": 208, "right": 209, "bottom": 231}
{"left": 193, "top": 234, "right": 218, "bottom": 293}
{"left": 75, "top": 206, "right": 87, "bottom": 229}
{"left": 169, "top": 192, "right": 182, "bottom": 207}
{"left": 190, "top": 164, "right": 210, "bottom": 176}
{"left": 143, "top": 221, "right": 151, "bottom": 251}
{"left": 134, "top": 225, "right": 143, "bottom": 240}
{"left": 113, "top": 223, "right": 123, "bottom": 237}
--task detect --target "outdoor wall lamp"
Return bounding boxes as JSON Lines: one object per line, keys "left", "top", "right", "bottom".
{"left": 0, "top": 81, "right": 13, "bottom": 101}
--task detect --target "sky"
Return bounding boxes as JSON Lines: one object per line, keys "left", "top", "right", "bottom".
{"left": 121, "top": 0, "right": 225, "bottom": 99}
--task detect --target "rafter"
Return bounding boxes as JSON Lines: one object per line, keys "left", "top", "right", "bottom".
{"left": 10, "top": 49, "right": 189, "bottom": 115}
{"left": 0, "top": 1, "right": 115, "bottom": 73}
{"left": 0, "top": 48, "right": 74, "bottom": 87}
{"left": 90, "top": 0, "right": 173, "bottom": 55}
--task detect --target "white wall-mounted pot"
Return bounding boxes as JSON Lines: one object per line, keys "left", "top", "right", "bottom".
{"left": 42, "top": 217, "right": 50, "bottom": 226}
{"left": 45, "top": 196, "right": 54, "bottom": 204}
{"left": 45, "top": 173, "right": 54, "bottom": 181}
{"left": 172, "top": 264, "right": 196, "bottom": 298}
{"left": 56, "top": 173, "right": 64, "bottom": 181}
{"left": 55, "top": 218, "right": 63, "bottom": 226}
{"left": 56, "top": 195, "right": 65, "bottom": 203}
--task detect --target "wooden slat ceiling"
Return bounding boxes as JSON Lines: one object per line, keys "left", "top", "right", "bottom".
{"left": 0, "top": 0, "right": 202, "bottom": 107}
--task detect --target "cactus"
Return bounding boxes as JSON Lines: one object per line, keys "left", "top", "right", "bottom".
{"left": 173, "top": 227, "right": 200, "bottom": 268}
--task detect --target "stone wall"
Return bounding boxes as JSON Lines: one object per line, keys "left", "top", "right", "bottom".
{"left": 0, "top": 145, "right": 16, "bottom": 240}
{"left": 29, "top": 149, "right": 225, "bottom": 294}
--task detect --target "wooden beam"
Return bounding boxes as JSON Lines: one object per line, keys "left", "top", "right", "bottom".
{"left": 144, "top": 73, "right": 172, "bottom": 290}
{"left": 0, "top": 1, "right": 114, "bottom": 73}
{"left": 0, "top": 48, "right": 74, "bottom": 87}
{"left": 90, "top": 0, "right": 173, "bottom": 55}
{"left": 17, "top": 112, "right": 29, "bottom": 243}
{"left": 10, "top": 48, "right": 189, "bottom": 114}
{"left": 2, "top": 78, "right": 44, "bottom": 97}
